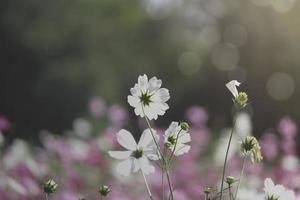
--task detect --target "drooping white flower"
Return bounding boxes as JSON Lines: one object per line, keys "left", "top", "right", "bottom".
{"left": 240, "top": 136, "right": 263, "bottom": 163}
{"left": 226, "top": 80, "right": 241, "bottom": 98}
{"left": 226, "top": 80, "right": 248, "bottom": 108}
{"left": 263, "top": 178, "right": 296, "bottom": 200}
{"left": 164, "top": 122, "right": 191, "bottom": 156}
{"left": 108, "top": 128, "right": 159, "bottom": 176}
{"left": 127, "top": 74, "right": 170, "bottom": 120}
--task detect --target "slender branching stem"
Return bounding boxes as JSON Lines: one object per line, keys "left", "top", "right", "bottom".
{"left": 205, "top": 193, "right": 209, "bottom": 200}
{"left": 234, "top": 157, "right": 246, "bottom": 200}
{"left": 219, "top": 112, "right": 238, "bottom": 200}
{"left": 141, "top": 106, "right": 174, "bottom": 200}
{"left": 142, "top": 107, "right": 164, "bottom": 161}
{"left": 162, "top": 148, "right": 166, "bottom": 200}
{"left": 228, "top": 186, "right": 233, "bottom": 200}
{"left": 168, "top": 129, "right": 183, "bottom": 164}
{"left": 139, "top": 160, "right": 154, "bottom": 200}
{"left": 45, "top": 193, "right": 49, "bottom": 200}
{"left": 162, "top": 168, "right": 165, "bottom": 200}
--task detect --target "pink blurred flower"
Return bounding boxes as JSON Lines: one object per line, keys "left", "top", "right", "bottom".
{"left": 9, "top": 163, "right": 35, "bottom": 179}
{"left": 21, "top": 177, "right": 41, "bottom": 196}
{"left": 180, "top": 128, "right": 210, "bottom": 160}
{"left": 278, "top": 116, "right": 297, "bottom": 139}
{"left": 185, "top": 106, "right": 208, "bottom": 127}
{"left": 86, "top": 142, "right": 107, "bottom": 167}
{"left": 260, "top": 132, "right": 279, "bottom": 161}
{"left": 172, "top": 190, "right": 189, "bottom": 200}
{"left": 88, "top": 97, "right": 106, "bottom": 117}
{"left": 246, "top": 162, "right": 263, "bottom": 176}
{"left": 54, "top": 191, "right": 79, "bottom": 200}
{"left": 0, "top": 190, "right": 10, "bottom": 199}
{"left": 0, "top": 116, "right": 11, "bottom": 131}
{"left": 107, "top": 104, "right": 128, "bottom": 126}
{"left": 103, "top": 126, "right": 119, "bottom": 147}
{"left": 281, "top": 138, "right": 296, "bottom": 155}
{"left": 67, "top": 170, "right": 85, "bottom": 190}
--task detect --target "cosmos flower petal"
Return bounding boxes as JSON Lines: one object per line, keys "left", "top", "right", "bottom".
{"left": 174, "top": 144, "right": 191, "bottom": 156}
{"left": 152, "top": 88, "right": 170, "bottom": 102}
{"left": 127, "top": 95, "right": 139, "bottom": 107}
{"left": 226, "top": 80, "right": 241, "bottom": 97}
{"left": 138, "top": 156, "right": 155, "bottom": 175}
{"left": 144, "top": 150, "right": 160, "bottom": 160}
{"left": 138, "top": 74, "right": 148, "bottom": 93}
{"left": 167, "top": 122, "right": 179, "bottom": 133}
{"left": 134, "top": 105, "right": 144, "bottom": 117}
{"left": 148, "top": 76, "right": 162, "bottom": 93}
{"left": 130, "top": 84, "right": 141, "bottom": 97}
{"left": 108, "top": 150, "right": 131, "bottom": 159}
{"left": 178, "top": 132, "right": 191, "bottom": 143}
{"left": 137, "top": 128, "right": 159, "bottom": 149}
{"left": 143, "top": 105, "right": 159, "bottom": 120}
{"left": 116, "top": 158, "right": 138, "bottom": 176}
{"left": 117, "top": 129, "right": 137, "bottom": 150}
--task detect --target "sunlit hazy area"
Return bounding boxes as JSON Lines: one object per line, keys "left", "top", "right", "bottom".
{"left": 1, "top": 0, "right": 300, "bottom": 143}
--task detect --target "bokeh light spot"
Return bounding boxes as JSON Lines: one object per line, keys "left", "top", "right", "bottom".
{"left": 212, "top": 43, "right": 239, "bottom": 71}
{"left": 266, "top": 72, "right": 295, "bottom": 101}
{"left": 178, "top": 51, "right": 202, "bottom": 76}
{"left": 223, "top": 24, "right": 247, "bottom": 47}
{"left": 271, "top": 0, "right": 296, "bottom": 13}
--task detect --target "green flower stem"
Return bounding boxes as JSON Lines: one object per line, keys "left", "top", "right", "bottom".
{"left": 45, "top": 193, "right": 49, "bottom": 200}
{"left": 162, "top": 168, "right": 165, "bottom": 200}
{"left": 162, "top": 148, "right": 167, "bottom": 200}
{"left": 234, "top": 157, "right": 246, "bottom": 200}
{"left": 142, "top": 106, "right": 174, "bottom": 200}
{"left": 165, "top": 169, "right": 174, "bottom": 200}
{"left": 212, "top": 186, "right": 233, "bottom": 200}
{"left": 168, "top": 129, "right": 183, "bottom": 164}
{"left": 205, "top": 193, "right": 209, "bottom": 200}
{"left": 228, "top": 186, "right": 233, "bottom": 200}
{"left": 219, "top": 114, "right": 237, "bottom": 200}
{"left": 139, "top": 160, "right": 154, "bottom": 200}
{"left": 141, "top": 107, "right": 164, "bottom": 161}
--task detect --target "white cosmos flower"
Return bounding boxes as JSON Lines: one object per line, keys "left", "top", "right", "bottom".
{"left": 226, "top": 80, "right": 241, "bottom": 98}
{"left": 164, "top": 122, "right": 191, "bottom": 156}
{"left": 127, "top": 74, "right": 170, "bottom": 120}
{"left": 264, "top": 178, "right": 285, "bottom": 199}
{"left": 108, "top": 128, "right": 159, "bottom": 176}
{"left": 264, "top": 178, "right": 296, "bottom": 200}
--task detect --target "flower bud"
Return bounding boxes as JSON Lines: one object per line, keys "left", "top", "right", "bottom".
{"left": 226, "top": 176, "right": 235, "bottom": 186}
{"left": 180, "top": 122, "right": 189, "bottom": 131}
{"left": 203, "top": 186, "right": 212, "bottom": 194}
{"left": 43, "top": 179, "right": 58, "bottom": 194}
{"left": 234, "top": 92, "right": 248, "bottom": 109}
{"left": 98, "top": 185, "right": 111, "bottom": 196}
